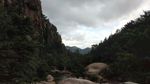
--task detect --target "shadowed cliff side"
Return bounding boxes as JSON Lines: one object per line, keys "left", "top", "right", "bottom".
{"left": 0, "top": 0, "right": 66, "bottom": 83}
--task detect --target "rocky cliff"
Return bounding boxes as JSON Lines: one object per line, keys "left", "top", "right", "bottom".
{"left": 0, "top": 0, "right": 64, "bottom": 51}
{"left": 0, "top": 0, "right": 66, "bottom": 83}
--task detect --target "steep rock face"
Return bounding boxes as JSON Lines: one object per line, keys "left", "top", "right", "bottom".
{"left": 1, "top": 0, "right": 64, "bottom": 51}
{"left": 43, "top": 20, "right": 62, "bottom": 48}
{"left": 0, "top": 0, "right": 66, "bottom": 82}
{"left": 2, "top": 0, "right": 42, "bottom": 28}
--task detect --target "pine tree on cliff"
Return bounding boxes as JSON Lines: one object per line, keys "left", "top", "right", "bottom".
{"left": 0, "top": 0, "right": 68, "bottom": 83}
{"left": 90, "top": 11, "right": 150, "bottom": 83}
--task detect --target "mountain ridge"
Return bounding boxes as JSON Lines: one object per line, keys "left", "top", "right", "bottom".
{"left": 66, "top": 46, "right": 91, "bottom": 54}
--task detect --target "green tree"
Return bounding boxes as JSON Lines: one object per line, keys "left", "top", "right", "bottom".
{"left": 0, "top": 6, "right": 40, "bottom": 83}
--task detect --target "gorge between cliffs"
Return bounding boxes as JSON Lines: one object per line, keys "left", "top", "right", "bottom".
{"left": 0, "top": 0, "right": 150, "bottom": 84}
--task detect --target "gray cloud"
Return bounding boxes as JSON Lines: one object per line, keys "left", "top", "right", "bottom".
{"left": 42, "top": 0, "right": 143, "bottom": 26}
{"left": 41, "top": 0, "right": 148, "bottom": 48}
{"left": 99, "top": 0, "right": 143, "bottom": 21}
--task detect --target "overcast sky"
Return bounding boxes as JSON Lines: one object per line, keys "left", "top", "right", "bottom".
{"left": 41, "top": 0, "right": 150, "bottom": 49}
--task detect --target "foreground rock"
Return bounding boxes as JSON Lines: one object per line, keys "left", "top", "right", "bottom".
{"left": 123, "top": 81, "right": 139, "bottom": 84}
{"left": 85, "top": 63, "right": 109, "bottom": 83}
{"left": 100, "top": 81, "right": 139, "bottom": 84}
{"left": 58, "top": 78, "right": 98, "bottom": 84}
{"left": 85, "top": 63, "right": 109, "bottom": 75}
{"left": 36, "top": 75, "right": 56, "bottom": 84}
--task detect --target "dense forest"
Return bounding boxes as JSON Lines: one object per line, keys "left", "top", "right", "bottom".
{"left": 0, "top": 0, "right": 88, "bottom": 83}
{"left": 0, "top": 0, "right": 150, "bottom": 84}
{"left": 89, "top": 11, "right": 150, "bottom": 83}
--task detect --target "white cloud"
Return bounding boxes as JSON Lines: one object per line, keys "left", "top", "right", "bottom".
{"left": 41, "top": 0, "right": 150, "bottom": 48}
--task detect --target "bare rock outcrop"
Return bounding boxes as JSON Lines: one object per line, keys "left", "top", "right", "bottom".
{"left": 85, "top": 63, "right": 109, "bottom": 83}
{"left": 0, "top": 0, "right": 65, "bottom": 82}
{"left": 123, "top": 81, "right": 139, "bottom": 84}
{"left": 85, "top": 63, "right": 109, "bottom": 75}
{"left": 58, "top": 78, "right": 97, "bottom": 84}
{"left": 36, "top": 75, "right": 56, "bottom": 84}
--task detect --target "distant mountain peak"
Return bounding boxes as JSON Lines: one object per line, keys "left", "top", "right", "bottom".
{"left": 66, "top": 46, "right": 91, "bottom": 54}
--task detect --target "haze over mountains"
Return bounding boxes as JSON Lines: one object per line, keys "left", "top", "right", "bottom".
{"left": 66, "top": 46, "right": 91, "bottom": 54}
